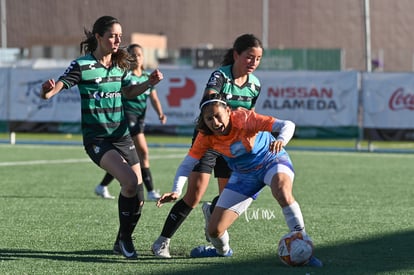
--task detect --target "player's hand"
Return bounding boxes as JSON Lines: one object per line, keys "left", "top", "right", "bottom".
{"left": 41, "top": 79, "right": 55, "bottom": 99}
{"left": 156, "top": 192, "right": 179, "bottom": 207}
{"left": 270, "top": 140, "right": 284, "bottom": 153}
{"left": 149, "top": 69, "right": 163, "bottom": 86}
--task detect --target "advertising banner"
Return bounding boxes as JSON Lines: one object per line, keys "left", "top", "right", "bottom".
{"left": 363, "top": 73, "right": 414, "bottom": 129}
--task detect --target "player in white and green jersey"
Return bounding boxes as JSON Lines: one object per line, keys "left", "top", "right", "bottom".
{"left": 95, "top": 44, "right": 166, "bottom": 201}
{"left": 41, "top": 16, "right": 163, "bottom": 259}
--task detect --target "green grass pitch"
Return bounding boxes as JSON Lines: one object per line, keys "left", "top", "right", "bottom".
{"left": 0, "top": 142, "right": 413, "bottom": 274}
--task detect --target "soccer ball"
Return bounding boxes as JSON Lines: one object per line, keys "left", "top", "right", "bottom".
{"left": 277, "top": 231, "right": 313, "bottom": 266}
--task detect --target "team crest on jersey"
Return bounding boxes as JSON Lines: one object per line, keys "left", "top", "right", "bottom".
{"left": 88, "top": 63, "right": 96, "bottom": 70}
{"left": 93, "top": 145, "right": 100, "bottom": 154}
{"left": 95, "top": 77, "right": 102, "bottom": 84}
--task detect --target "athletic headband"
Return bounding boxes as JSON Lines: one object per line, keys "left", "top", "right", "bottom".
{"left": 199, "top": 99, "right": 227, "bottom": 110}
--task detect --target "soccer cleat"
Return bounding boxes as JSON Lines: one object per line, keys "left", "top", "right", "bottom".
{"left": 152, "top": 238, "right": 171, "bottom": 258}
{"left": 190, "top": 245, "right": 233, "bottom": 258}
{"left": 95, "top": 185, "right": 115, "bottom": 199}
{"left": 119, "top": 237, "right": 138, "bottom": 259}
{"left": 147, "top": 190, "right": 161, "bottom": 201}
{"left": 201, "top": 202, "right": 212, "bottom": 242}
{"left": 306, "top": 256, "right": 323, "bottom": 267}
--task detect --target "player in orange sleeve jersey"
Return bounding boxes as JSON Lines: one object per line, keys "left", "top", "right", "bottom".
{"left": 156, "top": 94, "right": 323, "bottom": 267}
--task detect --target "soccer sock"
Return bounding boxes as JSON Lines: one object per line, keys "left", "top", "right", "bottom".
{"left": 141, "top": 167, "right": 154, "bottom": 192}
{"left": 282, "top": 201, "right": 305, "bottom": 232}
{"left": 118, "top": 193, "right": 138, "bottom": 239}
{"left": 210, "top": 230, "right": 230, "bottom": 255}
{"left": 130, "top": 184, "right": 145, "bottom": 235}
{"left": 100, "top": 172, "right": 114, "bottom": 187}
{"left": 209, "top": 195, "right": 220, "bottom": 214}
{"left": 160, "top": 199, "right": 193, "bottom": 238}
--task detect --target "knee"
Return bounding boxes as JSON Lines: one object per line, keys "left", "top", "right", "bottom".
{"left": 121, "top": 178, "right": 139, "bottom": 196}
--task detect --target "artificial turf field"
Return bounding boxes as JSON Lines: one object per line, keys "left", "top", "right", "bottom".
{"left": 0, "top": 136, "right": 413, "bottom": 274}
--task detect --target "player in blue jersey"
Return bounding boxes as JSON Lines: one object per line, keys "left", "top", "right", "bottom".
{"left": 152, "top": 34, "right": 263, "bottom": 258}
{"left": 94, "top": 43, "right": 166, "bottom": 201}
{"left": 156, "top": 93, "right": 323, "bottom": 267}
{"left": 40, "top": 16, "right": 163, "bottom": 259}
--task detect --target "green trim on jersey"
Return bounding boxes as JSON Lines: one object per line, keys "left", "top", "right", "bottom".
{"left": 59, "top": 54, "right": 132, "bottom": 145}
{"left": 122, "top": 71, "right": 153, "bottom": 120}
{"left": 209, "top": 65, "right": 261, "bottom": 110}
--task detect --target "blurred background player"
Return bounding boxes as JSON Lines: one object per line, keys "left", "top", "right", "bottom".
{"left": 40, "top": 16, "right": 163, "bottom": 259}
{"left": 152, "top": 34, "right": 263, "bottom": 258}
{"left": 156, "top": 94, "right": 322, "bottom": 267}
{"left": 95, "top": 43, "right": 167, "bottom": 201}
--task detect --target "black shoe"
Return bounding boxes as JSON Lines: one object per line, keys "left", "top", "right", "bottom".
{"left": 119, "top": 237, "right": 138, "bottom": 259}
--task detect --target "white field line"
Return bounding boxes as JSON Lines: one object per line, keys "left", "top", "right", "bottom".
{"left": 0, "top": 154, "right": 185, "bottom": 167}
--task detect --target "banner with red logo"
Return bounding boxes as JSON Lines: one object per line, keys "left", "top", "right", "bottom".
{"left": 362, "top": 73, "right": 414, "bottom": 128}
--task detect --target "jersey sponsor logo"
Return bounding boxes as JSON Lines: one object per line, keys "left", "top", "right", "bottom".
{"left": 93, "top": 91, "right": 122, "bottom": 101}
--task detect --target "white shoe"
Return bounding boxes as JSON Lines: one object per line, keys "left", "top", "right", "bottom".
{"left": 202, "top": 202, "right": 212, "bottom": 242}
{"left": 147, "top": 190, "right": 161, "bottom": 201}
{"left": 95, "top": 185, "right": 115, "bottom": 199}
{"left": 152, "top": 237, "right": 171, "bottom": 258}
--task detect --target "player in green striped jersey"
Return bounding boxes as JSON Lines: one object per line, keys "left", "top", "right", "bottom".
{"left": 41, "top": 16, "right": 163, "bottom": 259}
{"left": 95, "top": 43, "right": 166, "bottom": 201}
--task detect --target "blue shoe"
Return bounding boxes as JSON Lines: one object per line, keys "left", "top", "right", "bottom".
{"left": 306, "top": 256, "right": 323, "bottom": 267}
{"left": 190, "top": 245, "right": 233, "bottom": 258}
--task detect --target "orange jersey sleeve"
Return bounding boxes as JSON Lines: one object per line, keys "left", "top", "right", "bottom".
{"left": 188, "top": 109, "right": 275, "bottom": 159}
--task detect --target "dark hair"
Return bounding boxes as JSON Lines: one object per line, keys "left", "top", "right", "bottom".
{"left": 127, "top": 44, "right": 145, "bottom": 70}
{"left": 80, "top": 16, "right": 129, "bottom": 70}
{"left": 221, "top": 34, "right": 263, "bottom": 66}
{"left": 196, "top": 93, "right": 228, "bottom": 135}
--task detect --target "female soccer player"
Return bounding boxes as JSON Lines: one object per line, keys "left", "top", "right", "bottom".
{"left": 40, "top": 16, "right": 163, "bottom": 259}
{"left": 155, "top": 93, "right": 322, "bottom": 267}
{"left": 152, "top": 33, "right": 263, "bottom": 258}
{"left": 94, "top": 43, "right": 166, "bottom": 201}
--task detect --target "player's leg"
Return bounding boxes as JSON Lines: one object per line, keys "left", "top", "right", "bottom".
{"left": 265, "top": 159, "right": 323, "bottom": 267}
{"left": 133, "top": 131, "right": 160, "bottom": 200}
{"left": 95, "top": 137, "right": 143, "bottom": 260}
{"left": 152, "top": 150, "right": 216, "bottom": 258}
{"left": 191, "top": 189, "right": 253, "bottom": 257}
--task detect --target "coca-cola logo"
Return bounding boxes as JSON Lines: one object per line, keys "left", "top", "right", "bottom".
{"left": 389, "top": 88, "right": 414, "bottom": 110}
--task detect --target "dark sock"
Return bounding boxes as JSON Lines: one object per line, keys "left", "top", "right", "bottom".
{"left": 210, "top": 195, "right": 219, "bottom": 214}
{"left": 160, "top": 199, "right": 193, "bottom": 238}
{"left": 100, "top": 173, "right": 114, "bottom": 187}
{"left": 118, "top": 194, "right": 138, "bottom": 239}
{"left": 141, "top": 167, "right": 154, "bottom": 192}
{"left": 130, "top": 184, "right": 145, "bottom": 234}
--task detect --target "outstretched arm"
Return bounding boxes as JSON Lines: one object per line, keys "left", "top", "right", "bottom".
{"left": 41, "top": 79, "right": 65, "bottom": 99}
{"left": 156, "top": 155, "right": 198, "bottom": 207}
{"left": 122, "top": 69, "right": 163, "bottom": 99}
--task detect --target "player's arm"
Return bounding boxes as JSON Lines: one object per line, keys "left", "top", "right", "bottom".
{"left": 156, "top": 155, "right": 198, "bottom": 207}
{"left": 122, "top": 69, "right": 163, "bottom": 99}
{"left": 270, "top": 119, "right": 295, "bottom": 153}
{"left": 149, "top": 90, "right": 167, "bottom": 124}
{"left": 41, "top": 79, "right": 65, "bottom": 99}
{"left": 41, "top": 60, "right": 81, "bottom": 100}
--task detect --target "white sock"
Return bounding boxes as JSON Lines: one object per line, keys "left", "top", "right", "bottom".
{"left": 210, "top": 230, "right": 230, "bottom": 255}
{"left": 282, "top": 201, "right": 305, "bottom": 232}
